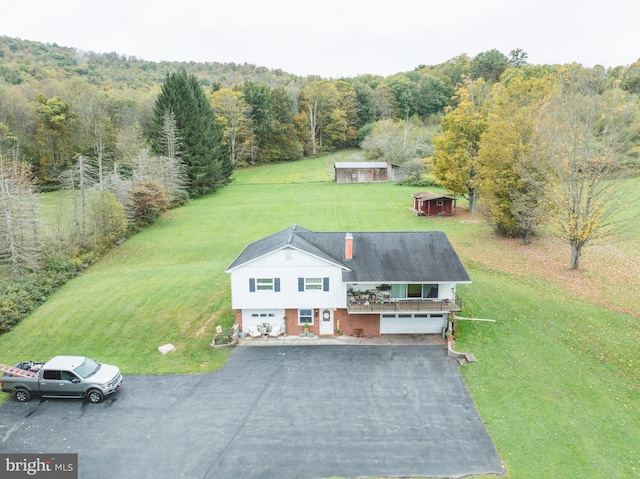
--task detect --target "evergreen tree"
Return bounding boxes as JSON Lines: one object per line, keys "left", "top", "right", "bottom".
{"left": 149, "top": 71, "right": 230, "bottom": 197}
{"left": 242, "top": 81, "right": 272, "bottom": 163}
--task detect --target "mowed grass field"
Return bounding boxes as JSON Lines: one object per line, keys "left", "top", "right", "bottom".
{"left": 1, "top": 149, "right": 639, "bottom": 478}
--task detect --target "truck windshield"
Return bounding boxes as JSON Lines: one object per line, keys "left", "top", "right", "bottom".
{"left": 74, "top": 358, "right": 101, "bottom": 378}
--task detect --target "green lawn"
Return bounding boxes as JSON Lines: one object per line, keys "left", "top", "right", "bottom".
{"left": 1, "top": 151, "right": 639, "bottom": 478}
{"left": 457, "top": 270, "right": 639, "bottom": 479}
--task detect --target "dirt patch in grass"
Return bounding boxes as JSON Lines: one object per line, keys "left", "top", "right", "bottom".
{"left": 196, "top": 312, "right": 217, "bottom": 337}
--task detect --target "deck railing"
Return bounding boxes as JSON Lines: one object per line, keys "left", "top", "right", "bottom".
{"left": 347, "top": 296, "right": 463, "bottom": 313}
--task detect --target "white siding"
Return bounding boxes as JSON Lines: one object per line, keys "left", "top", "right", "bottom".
{"left": 229, "top": 247, "right": 346, "bottom": 310}
{"left": 435, "top": 282, "right": 458, "bottom": 300}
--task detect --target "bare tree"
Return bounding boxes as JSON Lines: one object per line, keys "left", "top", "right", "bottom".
{"left": 58, "top": 154, "right": 98, "bottom": 244}
{"left": 0, "top": 155, "right": 41, "bottom": 275}
{"left": 300, "top": 81, "right": 340, "bottom": 155}
{"left": 509, "top": 157, "right": 549, "bottom": 245}
{"left": 307, "top": 100, "right": 319, "bottom": 155}
{"left": 103, "top": 164, "right": 134, "bottom": 222}
{"left": 361, "top": 118, "right": 433, "bottom": 166}
{"left": 158, "top": 111, "right": 181, "bottom": 161}
{"left": 115, "top": 123, "right": 147, "bottom": 164}
{"left": 72, "top": 88, "right": 114, "bottom": 190}
{"left": 132, "top": 149, "right": 187, "bottom": 202}
{"left": 42, "top": 195, "right": 82, "bottom": 259}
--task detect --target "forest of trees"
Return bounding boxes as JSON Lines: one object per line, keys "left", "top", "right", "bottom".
{"left": 433, "top": 66, "right": 640, "bottom": 269}
{"left": 1, "top": 36, "right": 639, "bottom": 331}
{"left": 2, "top": 38, "right": 639, "bottom": 187}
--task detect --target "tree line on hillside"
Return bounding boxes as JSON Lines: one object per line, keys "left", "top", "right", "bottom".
{"left": 0, "top": 40, "right": 533, "bottom": 187}
{"left": 1, "top": 36, "right": 640, "bottom": 332}
{"left": 2, "top": 37, "right": 639, "bottom": 189}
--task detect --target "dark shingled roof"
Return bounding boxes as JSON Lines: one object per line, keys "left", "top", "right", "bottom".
{"left": 412, "top": 191, "right": 457, "bottom": 201}
{"left": 226, "top": 225, "right": 471, "bottom": 283}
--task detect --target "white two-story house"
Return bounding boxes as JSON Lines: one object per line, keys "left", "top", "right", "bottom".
{"left": 225, "top": 225, "right": 471, "bottom": 337}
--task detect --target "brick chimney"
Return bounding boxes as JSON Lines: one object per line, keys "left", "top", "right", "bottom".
{"left": 345, "top": 233, "right": 353, "bottom": 260}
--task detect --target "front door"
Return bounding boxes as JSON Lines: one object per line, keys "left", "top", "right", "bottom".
{"left": 319, "top": 309, "right": 334, "bottom": 336}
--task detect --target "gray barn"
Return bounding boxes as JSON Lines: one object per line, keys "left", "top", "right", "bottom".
{"left": 334, "top": 162, "right": 391, "bottom": 183}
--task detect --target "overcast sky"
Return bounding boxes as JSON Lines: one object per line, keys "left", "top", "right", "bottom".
{"left": 2, "top": 0, "right": 639, "bottom": 78}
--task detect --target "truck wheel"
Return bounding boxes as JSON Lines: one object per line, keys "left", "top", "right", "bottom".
{"left": 14, "top": 388, "right": 30, "bottom": 402}
{"left": 87, "top": 389, "right": 103, "bottom": 403}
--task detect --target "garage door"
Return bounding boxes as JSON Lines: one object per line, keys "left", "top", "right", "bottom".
{"left": 380, "top": 313, "right": 446, "bottom": 334}
{"left": 242, "top": 309, "right": 285, "bottom": 330}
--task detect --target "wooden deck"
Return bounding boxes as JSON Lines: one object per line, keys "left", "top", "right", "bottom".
{"left": 347, "top": 298, "right": 462, "bottom": 314}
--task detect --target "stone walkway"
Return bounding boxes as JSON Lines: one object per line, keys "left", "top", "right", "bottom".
{"left": 238, "top": 333, "right": 446, "bottom": 347}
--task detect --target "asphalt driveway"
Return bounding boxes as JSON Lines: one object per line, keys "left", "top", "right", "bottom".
{"left": 0, "top": 346, "right": 503, "bottom": 478}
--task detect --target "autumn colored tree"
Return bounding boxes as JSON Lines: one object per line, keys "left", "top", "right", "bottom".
{"left": 130, "top": 180, "right": 171, "bottom": 224}
{"left": 209, "top": 88, "right": 253, "bottom": 165}
{"left": 374, "top": 82, "right": 397, "bottom": 120}
{"left": 33, "top": 94, "right": 74, "bottom": 183}
{"left": 297, "top": 81, "right": 343, "bottom": 154}
{"left": 532, "top": 67, "right": 640, "bottom": 269}
{"left": 478, "top": 70, "right": 555, "bottom": 242}
{"left": 334, "top": 81, "right": 360, "bottom": 147}
{"left": 0, "top": 87, "right": 37, "bottom": 171}
{"left": 432, "top": 79, "right": 489, "bottom": 213}
{"left": 433, "top": 54, "right": 472, "bottom": 100}
{"left": 90, "top": 190, "right": 127, "bottom": 247}
{"left": 262, "top": 87, "right": 303, "bottom": 161}
{"left": 298, "top": 81, "right": 330, "bottom": 154}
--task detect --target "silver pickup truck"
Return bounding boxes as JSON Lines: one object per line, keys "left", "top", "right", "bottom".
{"left": 1, "top": 356, "right": 123, "bottom": 403}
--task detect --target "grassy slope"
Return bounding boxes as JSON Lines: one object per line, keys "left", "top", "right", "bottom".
{"left": 1, "top": 150, "right": 639, "bottom": 478}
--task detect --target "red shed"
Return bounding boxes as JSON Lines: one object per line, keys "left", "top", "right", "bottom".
{"left": 412, "top": 192, "right": 457, "bottom": 216}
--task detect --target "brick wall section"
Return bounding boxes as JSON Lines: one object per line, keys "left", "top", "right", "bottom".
{"left": 334, "top": 309, "right": 380, "bottom": 337}
{"left": 238, "top": 308, "right": 381, "bottom": 337}
{"left": 236, "top": 309, "right": 317, "bottom": 335}
{"left": 283, "top": 308, "right": 306, "bottom": 335}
